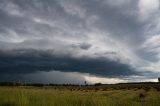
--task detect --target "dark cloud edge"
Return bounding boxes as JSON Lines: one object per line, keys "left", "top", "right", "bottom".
{"left": 0, "top": 48, "right": 149, "bottom": 77}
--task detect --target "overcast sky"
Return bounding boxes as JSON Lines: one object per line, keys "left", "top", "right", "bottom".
{"left": 0, "top": 0, "right": 160, "bottom": 84}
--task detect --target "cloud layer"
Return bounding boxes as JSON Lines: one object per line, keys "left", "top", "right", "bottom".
{"left": 0, "top": 0, "right": 160, "bottom": 83}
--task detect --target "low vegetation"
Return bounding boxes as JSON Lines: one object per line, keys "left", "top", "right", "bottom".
{"left": 0, "top": 83, "right": 160, "bottom": 106}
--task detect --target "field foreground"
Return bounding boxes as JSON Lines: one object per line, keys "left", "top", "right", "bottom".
{"left": 0, "top": 85, "right": 160, "bottom": 106}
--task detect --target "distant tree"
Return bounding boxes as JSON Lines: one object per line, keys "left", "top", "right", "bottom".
{"left": 158, "top": 78, "right": 160, "bottom": 82}
{"left": 84, "top": 81, "right": 87, "bottom": 86}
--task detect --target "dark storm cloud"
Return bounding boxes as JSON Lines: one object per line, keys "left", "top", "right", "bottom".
{"left": 0, "top": 0, "right": 160, "bottom": 83}
{"left": 0, "top": 0, "right": 141, "bottom": 41}
{"left": 0, "top": 49, "right": 138, "bottom": 77}
{"left": 0, "top": 0, "right": 148, "bottom": 47}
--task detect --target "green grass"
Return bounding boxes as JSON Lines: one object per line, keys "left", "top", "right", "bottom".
{"left": 0, "top": 87, "right": 160, "bottom": 106}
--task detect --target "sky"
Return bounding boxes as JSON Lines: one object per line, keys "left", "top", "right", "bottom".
{"left": 0, "top": 0, "right": 160, "bottom": 84}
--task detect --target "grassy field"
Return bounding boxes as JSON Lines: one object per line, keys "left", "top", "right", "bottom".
{"left": 0, "top": 85, "right": 160, "bottom": 106}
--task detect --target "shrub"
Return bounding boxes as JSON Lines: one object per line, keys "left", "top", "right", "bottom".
{"left": 158, "top": 78, "right": 160, "bottom": 82}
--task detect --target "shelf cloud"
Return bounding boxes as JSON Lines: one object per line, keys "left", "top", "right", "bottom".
{"left": 0, "top": 0, "right": 159, "bottom": 83}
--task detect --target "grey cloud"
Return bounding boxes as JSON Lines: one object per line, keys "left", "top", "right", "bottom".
{"left": 0, "top": 70, "right": 86, "bottom": 84}
{"left": 79, "top": 43, "right": 92, "bottom": 50}
{"left": 0, "top": 0, "right": 160, "bottom": 83}
{"left": 0, "top": 49, "right": 139, "bottom": 77}
{"left": 71, "top": 43, "right": 92, "bottom": 50}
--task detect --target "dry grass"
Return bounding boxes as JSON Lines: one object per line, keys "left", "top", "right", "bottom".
{"left": 0, "top": 86, "right": 160, "bottom": 106}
